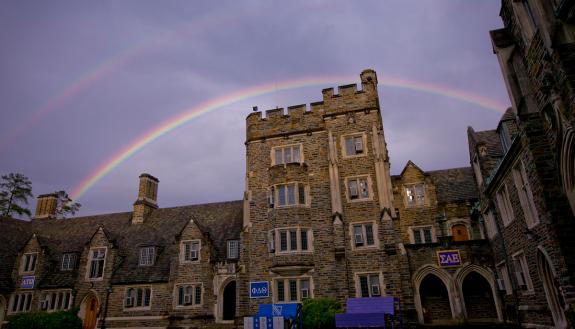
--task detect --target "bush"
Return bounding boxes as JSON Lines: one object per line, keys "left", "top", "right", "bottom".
{"left": 6, "top": 308, "right": 82, "bottom": 329}
{"left": 302, "top": 297, "right": 343, "bottom": 329}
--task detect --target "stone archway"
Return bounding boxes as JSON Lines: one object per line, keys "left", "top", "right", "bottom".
{"left": 222, "top": 281, "right": 236, "bottom": 321}
{"left": 537, "top": 247, "right": 567, "bottom": 328}
{"left": 413, "top": 265, "right": 458, "bottom": 324}
{"left": 454, "top": 265, "right": 502, "bottom": 322}
{"left": 419, "top": 274, "right": 453, "bottom": 324}
{"left": 79, "top": 293, "right": 100, "bottom": 329}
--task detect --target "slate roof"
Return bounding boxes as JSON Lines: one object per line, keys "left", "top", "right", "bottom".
{"left": 472, "top": 129, "right": 503, "bottom": 158}
{"left": 0, "top": 200, "right": 243, "bottom": 291}
{"left": 428, "top": 167, "right": 478, "bottom": 203}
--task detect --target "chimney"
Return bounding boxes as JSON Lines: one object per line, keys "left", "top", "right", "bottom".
{"left": 34, "top": 193, "right": 58, "bottom": 219}
{"left": 132, "top": 173, "right": 159, "bottom": 224}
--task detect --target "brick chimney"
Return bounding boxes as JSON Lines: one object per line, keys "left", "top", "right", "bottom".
{"left": 34, "top": 193, "right": 58, "bottom": 219}
{"left": 132, "top": 173, "right": 159, "bottom": 224}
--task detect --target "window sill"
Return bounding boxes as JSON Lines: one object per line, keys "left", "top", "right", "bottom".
{"left": 347, "top": 197, "right": 372, "bottom": 203}
{"left": 275, "top": 251, "right": 314, "bottom": 255}
{"left": 351, "top": 245, "right": 379, "bottom": 251}
{"left": 272, "top": 204, "right": 309, "bottom": 209}
{"left": 342, "top": 153, "right": 367, "bottom": 159}
{"left": 123, "top": 307, "right": 151, "bottom": 312}
{"left": 179, "top": 260, "right": 200, "bottom": 265}
{"left": 85, "top": 277, "right": 104, "bottom": 282}
{"left": 174, "top": 304, "right": 203, "bottom": 310}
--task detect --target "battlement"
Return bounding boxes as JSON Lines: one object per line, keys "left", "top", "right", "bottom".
{"left": 246, "top": 69, "right": 380, "bottom": 141}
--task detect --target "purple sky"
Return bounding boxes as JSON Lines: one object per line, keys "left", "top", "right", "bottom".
{"left": 0, "top": 1, "right": 509, "bottom": 217}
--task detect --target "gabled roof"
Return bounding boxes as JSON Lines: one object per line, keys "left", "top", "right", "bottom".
{"left": 0, "top": 200, "right": 243, "bottom": 289}
{"left": 399, "top": 160, "right": 426, "bottom": 177}
{"left": 473, "top": 129, "right": 503, "bottom": 158}
{"left": 428, "top": 167, "right": 478, "bottom": 203}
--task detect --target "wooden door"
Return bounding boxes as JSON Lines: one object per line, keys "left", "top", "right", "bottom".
{"left": 451, "top": 224, "right": 469, "bottom": 241}
{"left": 83, "top": 297, "right": 98, "bottom": 329}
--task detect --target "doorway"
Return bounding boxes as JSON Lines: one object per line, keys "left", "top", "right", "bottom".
{"left": 82, "top": 295, "right": 99, "bottom": 329}
{"left": 223, "top": 281, "right": 236, "bottom": 321}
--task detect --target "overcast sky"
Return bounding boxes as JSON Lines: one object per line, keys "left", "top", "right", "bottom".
{"left": 0, "top": 1, "right": 509, "bottom": 217}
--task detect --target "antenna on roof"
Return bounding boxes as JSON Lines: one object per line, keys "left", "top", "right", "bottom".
{"left": 252, "top": 106, "right": 258, "bottom": 112}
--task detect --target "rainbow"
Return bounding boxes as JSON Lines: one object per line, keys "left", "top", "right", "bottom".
{"left": 70, "top": 74, "right": 508, "bottom": 201}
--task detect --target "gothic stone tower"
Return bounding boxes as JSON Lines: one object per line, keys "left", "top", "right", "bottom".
{"left": 239, "top": 69, "right": 402, "bottom": 315}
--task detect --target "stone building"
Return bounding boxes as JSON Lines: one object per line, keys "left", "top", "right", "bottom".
{"left": 463, "top": 0, "right": 575, "bottom": 328}
{"left": 0, "top": 70, "right": 508, "bottom": 328}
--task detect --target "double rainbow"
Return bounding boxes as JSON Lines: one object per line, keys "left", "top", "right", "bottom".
{"left": 69, "top": 75, "right": 507, "bottom": 201}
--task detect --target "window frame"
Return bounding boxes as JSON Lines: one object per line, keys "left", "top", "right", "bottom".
{"left": 85, "top": 247, "right": 107, "bottom": 281}
{"left": 345, "top": 175, "right": 372, "bottom": 202}
{"left": 8, "top": 292, "right": 34, "bottom": 314}
{"left": 60, "top": 252, "right": 77, "bottom": 271}
{"left": 409, "top": 225, "right": 435, "bottom": 244}
{"left": 39, "top": 290, "right": 73, "bottom": 312}
{"left": 173, "top": 283, "right": 203, "bottom": 309}
{"left": 139, "top": 246, "right": 156, "bottom": 267}
{"left": 496, "top": 262, "right": 512, "bottom": 296}
{"left": 124, "top": 286, "right": 152, "bottom": 311}
{"left": 20, "top": 252, "right": 38, "bottom": 274}
{"left": 180, "top": 240, "right": 201, "bottom": 264}
{"left": 271, "top": 144, "right": 303, "bottom": 166}
{"left": 349, "top": 222, "right": 378, "bottom": 250}
{"left": 273, "top": 277, "right": 312, "bottom": 303}
{"left": 269, "top": 182, "right": 309, "bottom": 208}
{"left": 495, "top": 183, "right": 515, "bottom": 227}
{"left": 512, "top": 160, "right": 539, "bottom": 229}
{"left": 512, "top": 251, "right": 534, "bottom": 294}
{"left": 404, "top": 183, "right": 426, "bottom": 207}
{"left": 269, "top": 227, "right": 313, "bottom": 254}
{"left": 355, "top": 272, "right": 383, "bottom": 298}
{"left": 341, "top": 133, "right": 368, "bottom": 158}
{"left": 227, "top": 240, "right": 240, "bottom": 260}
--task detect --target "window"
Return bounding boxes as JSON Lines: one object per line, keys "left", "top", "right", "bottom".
{"left": 411, "top": 226, "right": 434, "bottom": 244}
{"left": 269, "top": 183, "right": 307, "bottom": 208}
{"left": 227, "top": 240, "right": 240, "bottom": 259}
{"left": 496, "top": 263, "right": 512, "bottom": 295}
{"left": 352, "top": 223, "right": 376, "bottom": 248}
{"left": 405, "top": 184, "right": 425, "bottom": 206}
{"left": 269, "top": 228, "right": 312, "bottom": 253}
{"left": 357, "top": 273, "right": 382, "bottom": 298}
{"left": 125, "top": 287, "right": 152, "bottom": 310}
{"left": 483, "top": 211, "right": 498, "bottom": 239}
{"left": 175, "top": 284, "right": 202, "bottom": 307}
{"left": 496, "top": 184, "right": 514, "bottom": 226}
{"left": 343, "top": 134, "right": 365, "bottom": 156}
{"left": 139, "top": 246, "right": 156, "bottom": 266}
{"left": 21, "top": 253, "right": 38, "bottom": 273}
{"left": 87, "top": 248, "right": 106, "bottom": 280}
{"left": 513, "top": 252, "right": 534, "bottom": 293}
{"left": 274, "top": 278, "right": 311, "bottom": 303}
{"left": 9, "top": 292, "right": 33, "bottom": 314}
{"left": 180, "top": 241, "right": 200, "bottom": 263}
{"left": 39, "top": 290, "right": 72, "bottom": 312}
{"left": 273, "top": 145, "right": 302, "bottom": 165}
{"left": 347, "top": 176, "right": 370, "bottom": 201}
{"left": 61, "top": 253, "right": 77, "bottom": 271}
{"left": 513, "top": 161, "right": 539, "bottom": 228}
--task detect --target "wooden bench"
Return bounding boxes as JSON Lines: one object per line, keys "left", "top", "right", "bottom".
{"left": 335, "top": 297, "right": 399, "bottom": 328}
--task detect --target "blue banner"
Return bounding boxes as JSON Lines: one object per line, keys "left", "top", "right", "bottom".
{"left": 21, "top": 275, "right": 35, "bottom": 289}
{"left": 437, "top": 250, "right": 462, "bottom": 267}
{"left": 250, "top": 281, "right": 269, "bottom": 299}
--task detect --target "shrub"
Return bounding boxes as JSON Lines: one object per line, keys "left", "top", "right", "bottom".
{"left": 6, "top": 308, "right": 82, "bottom": 329}
{"left": 302, "top": 297, "right": 343, "bottom": 329}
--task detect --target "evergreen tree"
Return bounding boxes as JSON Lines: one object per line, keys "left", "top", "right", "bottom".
{"left": 0, "top": 173, "right": 33, "bottom": 217}
{"left": 54, "top": 190, "right": 81, "bottom": 219}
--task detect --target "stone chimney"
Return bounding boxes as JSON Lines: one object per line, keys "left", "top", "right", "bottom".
{"left": 34, "top": 193, "right": 58, "bottom": 219}
{"left": 132, "top": 173, "right": 159, "bottom": 224}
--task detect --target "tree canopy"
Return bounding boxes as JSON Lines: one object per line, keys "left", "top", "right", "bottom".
{"left": 0, "top": 173, "right": 33, "bottom": 217}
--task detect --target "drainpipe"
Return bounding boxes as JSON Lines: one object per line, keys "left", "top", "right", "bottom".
{"left": 100, "top": 286, "right": 112, "bottom": 329}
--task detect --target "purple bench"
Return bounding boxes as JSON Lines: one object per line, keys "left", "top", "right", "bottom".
{"left": 335, "top": 297, "right": 397, "bottom": 328}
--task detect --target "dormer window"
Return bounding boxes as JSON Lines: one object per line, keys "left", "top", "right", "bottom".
{"left": 61, "top": 253, "right": 77, "bottom": 271}
{"left": 86, "top": 248, "right": 106, "bottom": 280}
{"left": 180, "top": 240, "right": 200, "bottom": 263}
{"left": 227, "top": 240, "right": 240, "bottom": 259}
{"left": 405, "top": 184, "right": 425, "bottom": 207}
{"left": 273, "top": 144, "right": 302, "bottom": 165}
{"left": 20, "top": 253, "right": 38, "bottom": 273}
{"left": 139, "top": 246, "right": 156, "bottom": 266}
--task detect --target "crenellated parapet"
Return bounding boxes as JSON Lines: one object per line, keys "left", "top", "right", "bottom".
{"left": 246, "top": 69, "right": 380, "bottom": 142}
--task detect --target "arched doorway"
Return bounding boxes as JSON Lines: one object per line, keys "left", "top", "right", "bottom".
{"left": 419, "top": 274, "right": 452, "bottom": 324}
{"left": 462, "top": 271, "right": 497, "bottom": 320}
{"left": 538, "top": 249, "right": 567, "bottom": 328}
{"left": 222, "top": 281, "right": 236, "bottom": 321}
{"left": 81, "top": 295, "right": 99, "bottom": 329}
{"left": 451, "top": 224, "right": 469, "bottom": 241}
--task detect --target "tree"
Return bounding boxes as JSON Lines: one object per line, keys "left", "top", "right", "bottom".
{"left": 0, "top": 173, "right": 33, "bottom": 217}
{"left": 302, "top": 298, "right": 343, "bottom": 329}
{"left": 6, "top": 308, "right": 82, "bottom": 329}
{"left": 54, "top": 190, "right": 81, "bottom": 219}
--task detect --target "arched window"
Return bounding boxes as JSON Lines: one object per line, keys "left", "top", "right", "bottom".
{"left": 451, "top": 224, "right": 469, "bottom": 242}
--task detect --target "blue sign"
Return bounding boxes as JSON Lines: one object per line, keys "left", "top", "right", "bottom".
{"left": 250, "top": 281, "right": 269, "bottom": 299}
{"left": 437, "top": 250, "right": 462, "bottom": 267}
{"left": 258, "top": 303, "right": 300, "bottom": 320}
{"left": 21, "top": 275, "right": 35, "bottom": 289}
